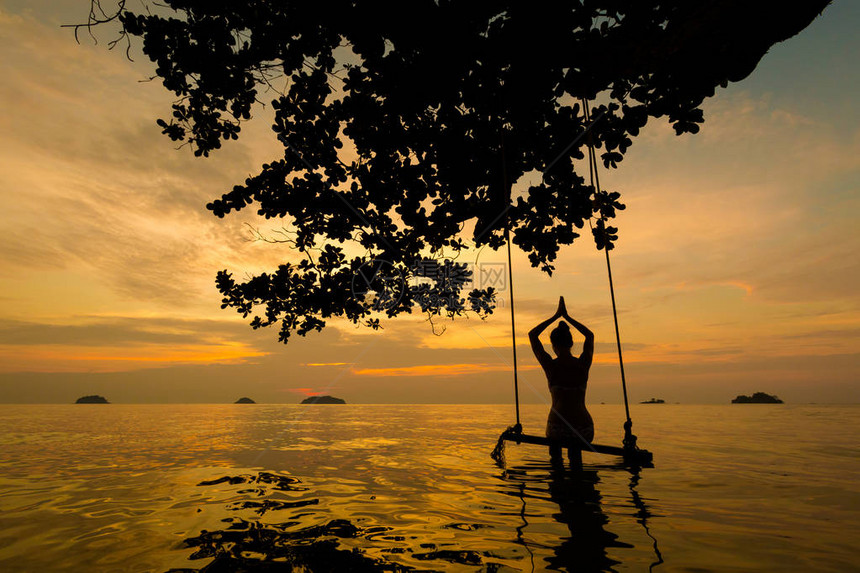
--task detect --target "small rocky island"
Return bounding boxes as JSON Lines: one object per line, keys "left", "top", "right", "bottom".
{"left": 301, "top": 395, "right": 346, "bottom": 404}
{"left": 732, "top": 392, "right": 783, "bottom": 404}
{"left": 75, "top": 395, "right": 109, "bottom": 404}
{"left": 641, "top": 398, "right": 665, "bottom": 404}
{"left": 234, "top": 397, "right": 256, "bottom": 404}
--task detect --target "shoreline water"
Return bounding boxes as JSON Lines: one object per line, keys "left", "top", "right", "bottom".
{"left": 4, "top": 401, "right": 856, "bottom": 405}
{"left": 1, "top": 404, "right": 858, "bottom": 571}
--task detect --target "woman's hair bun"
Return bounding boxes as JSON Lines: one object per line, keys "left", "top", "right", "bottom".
{"left": 550, "top": 321, "right": 573, "bottom": 348}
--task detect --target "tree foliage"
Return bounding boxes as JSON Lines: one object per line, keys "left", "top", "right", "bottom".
{"left": 82, "top": 0, "right": 828, "bottom": 343}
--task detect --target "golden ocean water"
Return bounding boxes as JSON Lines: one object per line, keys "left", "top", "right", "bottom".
{"left": 0, "top": 403, "right": 857, "bottom": 572}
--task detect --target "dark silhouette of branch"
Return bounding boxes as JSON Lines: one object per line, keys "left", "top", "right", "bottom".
{"left": 75, "top": 0, "right": 830, "bottom": 343}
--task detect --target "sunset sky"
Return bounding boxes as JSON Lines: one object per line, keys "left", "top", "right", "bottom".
{"left": 1, "top": 1, "right": 857, "bottom": 404}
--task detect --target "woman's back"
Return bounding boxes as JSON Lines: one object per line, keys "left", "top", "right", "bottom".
{"left": 544, "top": 355, "right": 589, "bottom": 391}
{"left": 545, "top": 356, "right": 593, "bottom": 439}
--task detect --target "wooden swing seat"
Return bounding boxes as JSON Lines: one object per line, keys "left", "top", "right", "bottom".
{"left": 501, "top": 430, "right": 654, "bottom": 466}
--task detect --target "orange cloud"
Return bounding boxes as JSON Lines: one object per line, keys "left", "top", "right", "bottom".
{"left": 282, "top": 387, "right": 323, "bottom": 396}
{"left": 0, "top": 343, "right": 268, "bottom": 373}
{"left": 671, "top": 280, "right": 754, "bottom": 296}
{"left": 350, "top": 362, "right": 539, "bottom": 377}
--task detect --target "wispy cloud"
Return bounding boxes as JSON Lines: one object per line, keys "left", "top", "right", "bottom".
{"left": 0, "top": 316, "right": 270, "bottom": 372}
{"left": 351, "top": 362, "right": 539, "bottom": 377}
{"left": 0, "top": 342, "right": 267, "bottom": 373}
{"left": 280, "top": 387, "right": 326, "bottom": 396}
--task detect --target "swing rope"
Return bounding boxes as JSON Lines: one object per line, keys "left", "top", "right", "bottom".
{"left": 505, "top": 219, "right": 521, "bottom": 429}
{"left": 500, "top": 131, "right": 522, "bottom": 430}
{"left": 489, "top": 212, "right": 527, "bottom": 466}
{"left": 582, "top": 99, "right": 638, "bottom": 450}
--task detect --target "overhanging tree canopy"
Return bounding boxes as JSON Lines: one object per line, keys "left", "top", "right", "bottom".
{"left": 81, "top": 0, "right": 829, "bottom": 343}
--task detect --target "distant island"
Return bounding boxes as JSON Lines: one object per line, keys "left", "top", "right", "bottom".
{"left": 732, "top": 392, "right": 783, "bottom": 404}
{"left": 234, "top": 397, "right": 256, "bottom": 404}
{"left": 301, "top": 395, "right": 346, "bottom": 404}
{"left": 75, "top": 395, "right": 109, "bottom": 404}
{"left": 641, "top": 398, "right": 665, "bottom": 404}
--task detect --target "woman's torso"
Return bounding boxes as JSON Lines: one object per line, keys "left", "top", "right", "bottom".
{"left": 545, "top": 356, "right": 593, "bottom": 430}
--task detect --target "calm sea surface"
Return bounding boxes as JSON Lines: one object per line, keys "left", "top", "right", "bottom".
{"left": 0, "top": 404, "right": 857, "bottom": 572}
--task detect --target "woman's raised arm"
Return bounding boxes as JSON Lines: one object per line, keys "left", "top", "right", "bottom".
{"left": 529, "top": 297, "right": 565, "bottom": 368}
{"left": 560, "top": 298, "right": 594, "bottom": 366}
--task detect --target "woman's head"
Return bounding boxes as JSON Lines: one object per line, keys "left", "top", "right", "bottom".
{"left": 550, "top": 322, "right": 573, "bottom": 354}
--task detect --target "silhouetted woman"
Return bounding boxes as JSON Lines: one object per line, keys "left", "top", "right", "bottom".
{"left": 529, "top": 296, "right": 595, "bottom": 465}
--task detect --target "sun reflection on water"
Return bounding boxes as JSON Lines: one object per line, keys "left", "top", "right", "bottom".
{"left": 0, "top": 404, "right": 858, "bottom": 571}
